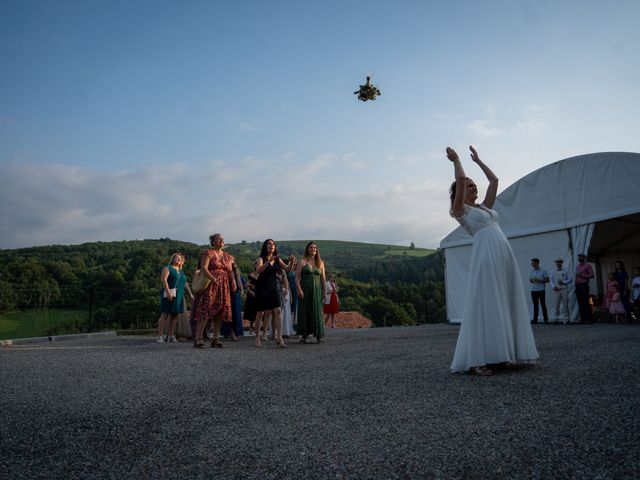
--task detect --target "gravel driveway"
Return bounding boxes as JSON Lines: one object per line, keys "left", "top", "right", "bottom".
{"left": 1, "top": 323, "right": 639, "bottom": 479}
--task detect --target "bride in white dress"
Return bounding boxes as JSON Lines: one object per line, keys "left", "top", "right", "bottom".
{"left": 447, "top": 146, "right": 539, "bottom": 375}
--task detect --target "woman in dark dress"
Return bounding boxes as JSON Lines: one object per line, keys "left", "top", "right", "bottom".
{"left": 253, "top": 239, "right": 294, "bottom": 348}
{"left": 243, "top": 266, "right": 259, "bottom": 335}
{"left": 221, "top": 262, "right": 245, "bottom": 340}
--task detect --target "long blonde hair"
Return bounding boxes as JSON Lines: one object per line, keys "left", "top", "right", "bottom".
{"left": 304, "top": 242, "right": 323, "bottom": 268}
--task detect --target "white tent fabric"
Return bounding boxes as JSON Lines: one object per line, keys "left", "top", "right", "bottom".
{"left": 440, "top": 152, "right": 640, "bottom": 323}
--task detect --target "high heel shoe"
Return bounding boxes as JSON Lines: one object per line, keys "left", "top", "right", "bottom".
{"left": 193, "top": 338, "right": 204, "bottom": 348}
{"left": 277, "top": 337, "right": 287, "bottom": 348}
{"left": 210, "top": 338, "right": 224, "bottom": 348}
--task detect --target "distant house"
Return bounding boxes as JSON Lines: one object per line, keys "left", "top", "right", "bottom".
{"left": 332, "top": 311, "right": 373, "bottom": 329}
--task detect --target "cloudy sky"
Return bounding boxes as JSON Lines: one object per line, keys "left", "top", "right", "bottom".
{"left": 1, "top": 0, "right": 639, "bottom": 249}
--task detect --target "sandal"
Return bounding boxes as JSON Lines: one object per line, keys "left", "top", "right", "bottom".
{"left": 193, "top": 339, "right": 205, "bottom": 349}
{"left": 470, "top": 366, "right": 493, "bottom": 376}
{"left": 211, "top": 339, "right": 224, "bottom": 348}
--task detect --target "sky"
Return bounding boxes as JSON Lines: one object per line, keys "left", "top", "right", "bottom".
{"left": 1, "top": 0, "right": 639, "bottom": 250}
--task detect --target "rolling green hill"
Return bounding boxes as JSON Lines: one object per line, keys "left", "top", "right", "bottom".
{"left": 226, "top": 239, "right": 434, "bottom": 273}
{"left": 0, "top": 238, "right": 445, "bottom": 339}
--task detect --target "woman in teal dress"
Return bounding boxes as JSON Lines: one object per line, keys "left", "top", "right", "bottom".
{"left": 295, "top": 242, "right": 326, "bottom": 343}
{"left": 158, "top": 253, "right": 192, "bottom": 343}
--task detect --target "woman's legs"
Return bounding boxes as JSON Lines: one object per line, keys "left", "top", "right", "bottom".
{"left": 262, "top": 312, "right": 271, "bottom": 341}
{"left": 168, "top": 314, "right": 178, "bottom": 339}
{"left": 272, "top": 307, "right": 285, "bottom": 347}
{"left": 254, "top": 311, "right": 264, "bottom": 347}
{"left": 211, "top": 314, "right": 224, "bottom": 347}
{"left": 157, "top": 313, "right": 168, "bottom": 341}
{"left": 194, "top": 317, "right": 206, "bottom": 347}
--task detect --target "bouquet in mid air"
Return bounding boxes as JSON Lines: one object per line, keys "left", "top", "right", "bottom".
{"left": 354, "top": 75, "right": 381, "bottom": 102}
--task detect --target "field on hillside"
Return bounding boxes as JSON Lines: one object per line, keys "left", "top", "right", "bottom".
{"left": 229, "top": 240, "right": 434, "bottom": 258}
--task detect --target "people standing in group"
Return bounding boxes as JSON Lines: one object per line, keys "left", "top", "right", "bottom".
{"left": 446, "top": 145, "right": 538, "bottom": 375}
{"left": 323, "top": 274, "right": 340, "bottom": 328}
{"left": 574, "top": 253, "right": 594, "bottom": 324}
{"left": 193, "top": 234, "right": 236, "bottom": 348}
{"left": 613, "top": 260, "right": 631, "bottom": 322}
{"left": 253, "top": 239, "right": 294, "bottom": 348}
{"left": 631, "top": 267, "right": 640, "bottom": 322}
{"left": 296, "top": 241, "right": 326, "bottom": 344}
{"left": 221, "top": 262, "right": 245, "bottom": 340}
{"left": 550, "top": 258, "right": 572, "bottom": 324}
{"left": 529, "top": 258, "right": 549, "bottom": 324}
{"left": 158, "top": 253, "right": 194, "bottom": 343}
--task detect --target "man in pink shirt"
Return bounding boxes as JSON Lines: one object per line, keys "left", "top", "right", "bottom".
{"left": 575, "top": 253, "right": 595, "bottom": 323}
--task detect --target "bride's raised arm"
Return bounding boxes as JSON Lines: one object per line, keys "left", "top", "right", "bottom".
{"left": 469, "top": 146, "right": 499, "bottom": 208}
{"left": 447, "top": 147, "right": 467, "bottom": 217}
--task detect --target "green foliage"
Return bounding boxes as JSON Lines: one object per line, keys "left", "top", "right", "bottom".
{"left": 0, "top": 239, "right": 446, "bottom": 338}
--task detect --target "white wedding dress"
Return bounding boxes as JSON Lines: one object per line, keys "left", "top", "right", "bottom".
{"left": 451, "top": 204, "right": 539, "bottom": 372}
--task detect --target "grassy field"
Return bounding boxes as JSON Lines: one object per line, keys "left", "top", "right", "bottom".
{"left": 0, "top": 309, "right": 89, "bottom": 340}
{"left": 230, "top": 239, "right": 434, "bottom": 258}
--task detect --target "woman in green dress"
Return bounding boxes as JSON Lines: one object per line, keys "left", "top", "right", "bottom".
{"left": 295, "top": 242, "right": 326, "bottom": 343}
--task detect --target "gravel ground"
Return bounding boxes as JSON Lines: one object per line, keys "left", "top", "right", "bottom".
{"left": 1, "top": 323, "right": 639, "bottom": 480}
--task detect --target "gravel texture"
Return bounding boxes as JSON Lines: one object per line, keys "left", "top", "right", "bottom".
{"left": 1, "top": 323, "right": 639, "bottom": 479}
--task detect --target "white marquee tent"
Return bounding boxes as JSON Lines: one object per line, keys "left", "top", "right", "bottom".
{"left": 440, "top": 152, "right": 640, "bottom": 323}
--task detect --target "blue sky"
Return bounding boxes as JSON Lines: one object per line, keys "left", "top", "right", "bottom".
{"left": 1, "top": 0, "right": 639, "bottom": 249}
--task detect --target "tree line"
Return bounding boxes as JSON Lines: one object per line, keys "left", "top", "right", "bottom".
{"left": 0, "top": 239, "right": 446, "bottom": 330}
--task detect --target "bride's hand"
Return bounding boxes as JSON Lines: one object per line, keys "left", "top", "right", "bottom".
{"left": 469, "top": 145, "right": 481, "bottom": 163}
{"left": 446, "top": 147, "right": 459, "bottom": 162}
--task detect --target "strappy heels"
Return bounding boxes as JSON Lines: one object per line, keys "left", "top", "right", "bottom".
{"left": 193, "top": 338, "right": 205, "bottom": 349}
{"left": 211, "top": 338, "right": 224, "bottom": 348}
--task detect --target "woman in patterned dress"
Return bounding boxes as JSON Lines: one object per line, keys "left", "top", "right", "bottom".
{"left": 193, "top": 233, "right": 237, "bottom": 348}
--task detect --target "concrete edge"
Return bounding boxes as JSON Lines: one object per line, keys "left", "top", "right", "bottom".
{"left": 1, "top": 331, "right": 117, "bottom": 346}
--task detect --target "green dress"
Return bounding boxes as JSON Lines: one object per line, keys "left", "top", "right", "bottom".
{"left": 296, "top": 264, "right": 325, "bottom": 340}
{"left": 159, "top": 265, "right": 187, "bottom": 314}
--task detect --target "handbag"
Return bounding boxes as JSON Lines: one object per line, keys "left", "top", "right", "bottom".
{"left": 163, "top": 288, "right": 177, "bottom": 299}
{"left": 192, "top": 268, "right": 211, "bottom": 294}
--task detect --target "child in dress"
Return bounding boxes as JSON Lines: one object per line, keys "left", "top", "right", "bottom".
{"left": 608, "top": 284, "right": 625, "bottom": 324}
{"left": 603, "top": 272, "right": 617, "bottom": 314}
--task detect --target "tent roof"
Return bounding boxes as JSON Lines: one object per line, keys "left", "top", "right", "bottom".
{"left": 440, "top": 152, "right": 640, "bottom": 249}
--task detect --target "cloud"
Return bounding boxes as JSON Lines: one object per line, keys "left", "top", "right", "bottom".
{"left": 0, "top": 156, "right": 453, "bottom": 250}
{"left": 467, "top": 119, "right": 503, "bottom": 138}
{"left": 239, "top": 121, "right": 257, "bottom": 131}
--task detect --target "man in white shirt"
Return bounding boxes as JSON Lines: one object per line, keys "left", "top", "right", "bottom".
{"left": 550, "top": 258, "right": 572, "bottom": 324}
{"left": 529, "top": 258, "right": 549, "bottom": 324}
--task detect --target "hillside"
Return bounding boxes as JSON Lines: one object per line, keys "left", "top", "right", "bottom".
{"left": 0, "top": 238, "right": 445, "bottom": 339}
{"left": 227, "top": 239, "right": 434, "bottom": 273}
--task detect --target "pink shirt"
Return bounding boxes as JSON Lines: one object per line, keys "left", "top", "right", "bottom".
{"left": 575, "top": 262, "right": 594, "bottom": 284}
